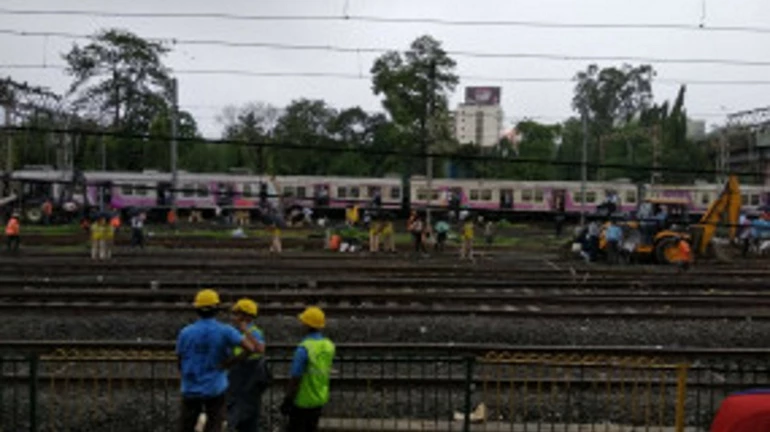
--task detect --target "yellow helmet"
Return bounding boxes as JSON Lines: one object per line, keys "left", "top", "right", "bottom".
{"left": 232, "top": 298, "right": 258, "bottom": 317}
{"left": 298, "top": 306, "right": 326, "bottom": 329}
{"left": 193, "top": 289, "right": 220, "bottom": 309}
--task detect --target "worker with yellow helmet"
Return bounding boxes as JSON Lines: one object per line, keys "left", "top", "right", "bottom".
{"left": 225, "top": 298, "right": 269, "bottom": 432}
{"left": 176, "top": 289, "right": 264, "bottom": 432}
{"left": 281, "top": 306, "right": 336, "bottom": 432}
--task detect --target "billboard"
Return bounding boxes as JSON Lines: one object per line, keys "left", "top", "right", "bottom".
{"left": 465, "top": 86, "right": 501, "bottom": 106}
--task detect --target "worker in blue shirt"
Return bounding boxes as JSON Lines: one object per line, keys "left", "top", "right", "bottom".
{"left": 176, "top": 289, "right": 264, "bottom": 432}
{"left": 604, "top": 220, "right": 623, "bottom": 265}
{"left": 281, "top": 306, "right": 336, "bottom": 432}
{"left": 224, "top": 298, "right": 269, "bottom": 432}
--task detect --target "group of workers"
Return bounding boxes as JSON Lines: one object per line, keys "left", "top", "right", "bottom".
{"left": 405, "top": 211, "right": 478, "bottom": 259}
{"left": 178, "top": 289, "right": 334, "bottom": 432}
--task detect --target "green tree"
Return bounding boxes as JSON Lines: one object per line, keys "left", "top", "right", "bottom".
{"left": 218, "top": 102, "right": 280, "bottom": 173}
{"left": 513, "top": 121, "right": 560, "bottom": 180}
{"left": 371, "top": 35, "right": 459, "bottom": 176}
{"left": 63, "top": 29, "right": 173, "bottom": 170}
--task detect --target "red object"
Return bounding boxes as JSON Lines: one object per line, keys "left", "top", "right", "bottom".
{"left": 711, "top": 391, "right": 770, "bottom": 432}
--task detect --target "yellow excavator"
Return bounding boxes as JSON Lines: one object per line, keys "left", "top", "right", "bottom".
{"left": 600, "top": 175, "right": 741, "bottom": 264}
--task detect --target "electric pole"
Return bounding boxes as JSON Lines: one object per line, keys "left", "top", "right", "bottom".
{"left": 4, "top": 102, "right": 12, "bottom": 174}
{"left": 170, "top": 78, "right": 178, "bottom": 212}
{"left": 580, "top": 109, "right": 588, "bottom": 226}
{"left": 425, "top": 60, "right": 436, "bottom": 226}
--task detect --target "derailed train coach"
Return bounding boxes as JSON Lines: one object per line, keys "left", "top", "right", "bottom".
{"left": 2, "top": 166, "right": 768, "bottom": 223}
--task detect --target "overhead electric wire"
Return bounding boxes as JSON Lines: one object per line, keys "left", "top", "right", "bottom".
{"left": 2, "top": 124, "right": 763, "bottom": 178}
{"left": 3, "top": 63, "right": 770, "bottom": 90}
{"left": 1, "top": 28, "right": 770, "bottom": 68}
{"left": 1, "top": 7, "right": 770, "bottom": 35}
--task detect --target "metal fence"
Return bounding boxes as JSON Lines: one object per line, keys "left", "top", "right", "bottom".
{"left": 0, "top": 346, "right": 764, "bottom": 432}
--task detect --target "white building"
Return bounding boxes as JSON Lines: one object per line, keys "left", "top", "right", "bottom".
{"left": 454, "top": 104, "right": 504, "bottom": 147}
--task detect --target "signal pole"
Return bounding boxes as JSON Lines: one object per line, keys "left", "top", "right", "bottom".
{"left": 170, "top": 78, "right": 178, "bottom": 212}
{"left": 580, "top": 109, "right": 588, "bottom": 226}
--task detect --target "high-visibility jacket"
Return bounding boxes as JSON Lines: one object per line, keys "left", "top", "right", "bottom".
{"left": 678, "top": 240, "right": 692, "bottom": 262}
{"left": 233, "top": 324, "right": 264, "bottom": 360}
{"left": 90, "top": 223, "right": 105, "bottom": 241}
{"left": 110, "top": 216, "right": 121, "bottom": 228}
{"left": 294, "top": 337, "right": 335, "bottom": 408}
{"left": 462, "top": 222, "right": 474, "bottom": 240}
{"left": 5, "top": 218, "right": 20, "bottom": 236}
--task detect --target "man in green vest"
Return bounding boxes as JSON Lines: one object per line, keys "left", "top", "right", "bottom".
{"left": 280, "top": 306, "right": 335, "bottom": 432}
{"left": 225, "top": 298, "right": 268, "bottom": 432}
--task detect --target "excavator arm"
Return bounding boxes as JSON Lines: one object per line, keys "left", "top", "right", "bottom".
{"left": 692, "top": 175, "right": 741, "bottom": 254}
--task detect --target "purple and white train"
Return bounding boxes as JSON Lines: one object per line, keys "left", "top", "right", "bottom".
{"left": 3, "top": 166, "right": 767, "bottom": 222}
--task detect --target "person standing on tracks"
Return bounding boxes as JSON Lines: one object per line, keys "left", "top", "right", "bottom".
{"left": 368, "top": 217, "right": 381, "bottom": 253}
{"left": 604, "top": 219, "right": 623, "bottom": 265}
{"left": 4, "top": 211, "right": 20, "bottom": 253}
{"left": 104, "top": 213, "right": 116, "bottom": 260}
{"left": 676, "top": 237, "right": 693, "bottom": 272}
{"left": 177, "top": 289, "right": 264, "bottom": 432}
{"left": 408, "top": 212, "right": 425, "bottom": 254}
{"left": 130, "top": 211, "right": 145, "bottom": 249}
{"left": 90, "top": 214, "right": 107, "bottom": 260}
{"left": 380, "top": 214, "right": 395, "bottom": 253}
{"left": 42, "top": 199, "right": 53, "bottom": 225}
{"left": 434, "top": 217, "right": 450, "bottom": 253}
{"left": 268, "top": 221, "right": 282, "bottom": 254}
{"left": 460, "top": 215, "right": 474, "bottom": 260}
{"left": 224, "top": 298, "right": 269, "bottom": 432}
{"left": 281, "top": 306, "right": 335, "bottom": 432}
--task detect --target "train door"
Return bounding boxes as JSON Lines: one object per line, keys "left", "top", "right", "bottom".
{"left": 448, "top": 187, "right": 462, "bottom": 211}
{"left": 156, "top": 182, "right": 171, "bottom": 207}
{"left": 98, "top": 181, "right": 113, "bottom": 210}
{"left": 216, "top": 182, "right": 234, "bottom": 208}
{"left": 314, "top": 183, "right": 330, "bottom": 208}
{"left": 551, "top": 189, "right": 566, "bottom": 212}
{"left": 499, "top": 188, "right": 513, "bottom": 209}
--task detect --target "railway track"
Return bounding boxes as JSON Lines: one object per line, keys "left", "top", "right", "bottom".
{"left": 1, "top": 287, "right": 768, "bottom": 319}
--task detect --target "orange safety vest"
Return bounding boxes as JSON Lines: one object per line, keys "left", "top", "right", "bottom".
{"left": 167, "top": 210, "right": 177, "bottom": 224}
{"left": 678, "top": 241, "right": 692, "bottom": 262}
{"left": 110, "top": 216, "right": 121, "bottom": 228}
{"left": 42, "top": 201, "right": 53, "bottom": 216}
{"left": 5, "top": 218, "right": 20, "bottom": 236}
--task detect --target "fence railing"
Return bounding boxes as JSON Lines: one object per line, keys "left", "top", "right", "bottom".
{"left": 1, "top": 345, "right": 767, "bottom": 432}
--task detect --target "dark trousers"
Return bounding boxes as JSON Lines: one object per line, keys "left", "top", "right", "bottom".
{"left": 434, "top": 232, "right": 447, "bottom": 252}
{"left": 227, "top": 359, "right": 267, "bottom": 432}
{"left": 412, "top": 232, "right": 424, "bottom": 253}
{"left": 131, "top": 228, "right": 144, "bottom": 248}
{"left": 180, "top": 393, "right": 226, "bottom": 432}
{"left": 607, "top": 240, "right": 619, "bottom": 265}
{"left": 286, "top": 407, "right": 322, "bottom": 432}
{"left": 6, "top": 235, "right": 19, "bottom": 252}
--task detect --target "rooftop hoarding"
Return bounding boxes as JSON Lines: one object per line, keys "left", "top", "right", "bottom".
{"left": 464, "top": 86, "right": 501, "bottom": 106}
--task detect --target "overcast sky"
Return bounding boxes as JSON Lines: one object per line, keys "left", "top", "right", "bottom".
{"left": 1, "top": 0, "right": 769, "bottom": 137}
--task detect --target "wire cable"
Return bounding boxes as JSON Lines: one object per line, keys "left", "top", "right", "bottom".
{"left": 2, "top": 28, "right": 770, "bottom": 67}
{"left": 1, "top": 7, "right": 770, "bottom": 35}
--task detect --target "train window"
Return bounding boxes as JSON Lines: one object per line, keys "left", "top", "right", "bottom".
{"left": 586, "top": 191, "right": 597, "bottom": 203}
{"left": 181, "top": 184, "right": 194, "bottom": 198}
{"left": 469, "top": 189, "right": 479, "bottom": 201}
{"left": 431, "top": 190, "right": 440, "bottom": 200}
{"left": 533, "top": 189, "right": 544, "bottom": 202}
{"left": 296, "top": 187, "right": 306, "bottom": 198}
{"left": 282, "top": 186, "right": 295, "bottom": 197}
{"left": 417, "top": 189, "right": 428, "bottom": 200}
{"left": 626, "top": 190, "right": 636, "bottom": 204}
{"left": 121, "top": 184, "right": 134, "bottom": 196}
{"left": 481, "top": 189, "right": 492, "bottom": 201}
{"left": 701, "top": 193, "right": 710, "bottom": 205}
{"left": 135, "top": 185, "right": 148, "bottom": 196}
{"left": 350, "top": 186, "right": 360, "bottom": 198}
{"left": 521, "top": 190, "right": 532, "bottom": 202}
{"left": 573, "top": 191, "right": 583, "bottom": 203}
{"left": 367, "top": 186, "right": 381, "bottom": 198}
{"left": 741, "top": 194, "right": 748, "bottom": 206}
{"left": 337, "top": 187, "right": 347, "bottom": 199}
{"left": 390, "top": 187, "right": 401, "bottom": 200}
{"left": 197, "top": 184, "right": 209, "bottom": 198}
{"left": 751, "top": 194, "right": 760, "bottom": 206}
{"left": 242, "top": 184, "right": 254, "bottom": 198}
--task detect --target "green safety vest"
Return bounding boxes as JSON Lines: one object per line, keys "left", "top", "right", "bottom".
{"left": 294, "top": 337, "right": 335, "bottom": 408}
{"left": 233, "top": 324, "right": 264, "bottom": 360}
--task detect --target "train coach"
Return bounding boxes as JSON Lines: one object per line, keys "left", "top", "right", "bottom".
{"left": 2, "top": 166, "right": 768, "bottom": 223}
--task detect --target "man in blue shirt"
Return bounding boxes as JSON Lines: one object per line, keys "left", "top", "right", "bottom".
{"left": 604, "top": 220, "right": 623, "bottom": 265}
{"left": 177, "top": 289, "right": 263, "bottom": 432}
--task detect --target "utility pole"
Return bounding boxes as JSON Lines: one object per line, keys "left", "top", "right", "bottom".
{"left": 580, "top": 109, "right": 588, "bottom": 226}
{"left": 651, "top": 125, "right": 661, "bottom": 185}
{"left": 425, "top": 61, "right": 436, "bottom": 227}
{"left": 4, "top": 102, "right": 12, "bottom": 174}
{"left": 170, "top": 78, "right": 178, "bottom": 212}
